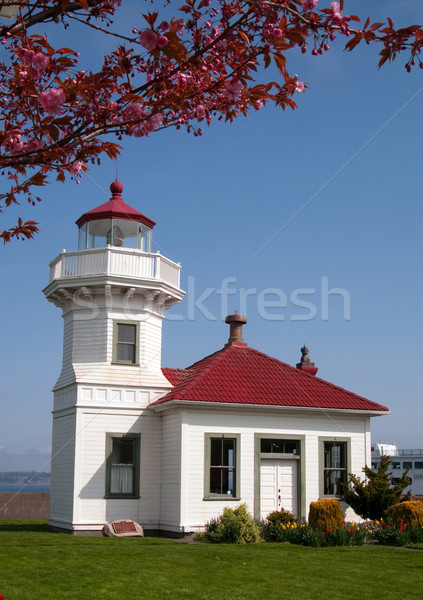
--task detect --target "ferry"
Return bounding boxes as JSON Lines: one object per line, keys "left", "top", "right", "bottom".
{"left": 371, "top": 443, "right": 423, "bottom": 496}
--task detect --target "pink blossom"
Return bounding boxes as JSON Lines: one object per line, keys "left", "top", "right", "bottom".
{"left": 157, "top": 35, "right": 168, "bottom": 49}
{"left": 38, "top": 87, "right": 66, "bottom": 115}
{"left": 331, "top": 1, "right": 343, "bottom": 25}
{"left": 158, "top": 21, "right": 170, "bottom": 31}
{"left": 224, "top": 79, "right": 243, "bottom": 101}
{"left": 33, "top": 52, "right": 49, "bottom": 70}
{"left": 196, "top": 105, "right": 206, "bottom": 119}
{"left": 295, "top": 80, "right": 305, "bottom": 93}
{"left": 144, "top": 113, "right": 163, "bottom": 133}
{"left": 301, "top": 0, "right": 318, "bottom": 10}
{"left": 273, "top": 28, "right": 283, "bottom": 38}
{"left": 20, "top": 47, "right": 34, "bottom": 62}
{"left": 124, "top": 103, "right": 146, "bottom": 121}
{"left": 139, "top": 30, "right": 158, "bottom": 51}
{"left": 4, "top": 131, "right": 22, "bottom": 153}
{"left": 174, "top": 18, "right": 185, "bottom": 34}
{"left": 69, "top": 160, "right": 84, "bottom": 174}
{"left": 254, "top": 100, "right": 263, "bottom": 110}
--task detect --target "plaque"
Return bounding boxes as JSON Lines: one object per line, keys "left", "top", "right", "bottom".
{"left": 112, "top": 521, "right": 137, "bottom": 534}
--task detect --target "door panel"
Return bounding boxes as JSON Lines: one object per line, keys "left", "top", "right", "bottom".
{"left": 260, "top": 459, "right": 297, "bottom": 520}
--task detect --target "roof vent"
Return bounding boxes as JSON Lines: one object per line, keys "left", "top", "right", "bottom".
{"left": 296, "top": 345, "right": 318, "bottom": 376}
{"left": 225, "top": 313, "right": 248, "bottom": 348}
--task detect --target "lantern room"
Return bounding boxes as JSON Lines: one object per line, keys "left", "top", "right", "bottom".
{"left": 75, "top": 180, "right": 155, "bottom": 251}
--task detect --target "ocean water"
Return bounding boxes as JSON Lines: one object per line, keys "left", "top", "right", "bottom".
{"left": 0, "top": 484, "right": 50, "bottom": 493}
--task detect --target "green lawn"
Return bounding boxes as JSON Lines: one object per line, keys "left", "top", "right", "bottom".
{"left": 0, "top": 521, "right": 422, "bottom": 600}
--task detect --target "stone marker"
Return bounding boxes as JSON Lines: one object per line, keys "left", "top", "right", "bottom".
{"left": 103, "top": 520, "right": 144, "bottom": 537}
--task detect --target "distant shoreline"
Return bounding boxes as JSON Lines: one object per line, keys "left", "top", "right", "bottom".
{"left": 0, "top": 483, "right": 50, "bottom": 493}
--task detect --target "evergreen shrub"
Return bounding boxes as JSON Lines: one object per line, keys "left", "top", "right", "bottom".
{"left": 308, "top": 498, "right": 344, "bottom": 531}
{"left": 385, "top": 500, "right": 423, "bottom": 528}
{"left": 261, "top": 509, "right": 298, "bottom": 541}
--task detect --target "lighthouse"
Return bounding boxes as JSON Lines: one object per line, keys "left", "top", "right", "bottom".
{"left": 43, "top": 181, "right": 184, "bottom": 534}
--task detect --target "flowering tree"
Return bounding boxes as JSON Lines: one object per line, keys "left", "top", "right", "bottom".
{"left": 0, "top": 0, "right": 421, "bottom": 242}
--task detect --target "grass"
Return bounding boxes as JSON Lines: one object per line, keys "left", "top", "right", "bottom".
{"left": 1, "top": 520, "right": 423, "bottom": 600}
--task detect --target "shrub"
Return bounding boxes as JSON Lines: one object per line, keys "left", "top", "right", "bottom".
{"left": 308, "top": 498, "right": 344, "bottom": 531}
{"left": 266, "top": 509, "right": 298, "bottom": 524}
{"left": 260, "top": 509, "right": 298, "bottom": 541}
{"left": 343, "top": 455, "right": 411, "bottom": 520}
{"left": 199, "top": 504, "right": 262, "bottom": 544}
{"left": 385, "top": 501, "right": 423, "bottom": 528}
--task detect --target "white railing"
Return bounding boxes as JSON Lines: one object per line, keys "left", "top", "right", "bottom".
{"left": 49, "top": 247, "right": 181, "bottom": 289}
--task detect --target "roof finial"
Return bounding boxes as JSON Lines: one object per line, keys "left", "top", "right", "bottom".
{"left": 110, "top": 179, "right": 123, "bottom": 196}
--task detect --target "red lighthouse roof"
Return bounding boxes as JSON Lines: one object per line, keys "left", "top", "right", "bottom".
{"left": 75, "top": 180, "right": 156, "bottom": 229}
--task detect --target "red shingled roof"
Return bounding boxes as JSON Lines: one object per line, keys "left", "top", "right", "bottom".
{"left": 156, "top": 345, "right": 388, "bottom": 412}
{"left": 75, "top": 180, "right": 155, "bottom": 229}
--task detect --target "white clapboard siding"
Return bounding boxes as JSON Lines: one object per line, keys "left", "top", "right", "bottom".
{"left": 50, "top": 412, "right": 76, "bottom": 527}
{"left": 176, "top": 407, "right": 371, "bottom": 531}
{"left": 159, "top": 410, "right": 182, "bottom": 530}
{"left": 70, "top": 407, "right": 162, "bottom": 529}
{"left": 54, "top": 310, "right": 171, "bottom": 390}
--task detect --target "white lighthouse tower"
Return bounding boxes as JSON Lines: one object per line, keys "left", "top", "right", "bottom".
{"left": 44, "top": 180, "right": 184, "bottom": 534}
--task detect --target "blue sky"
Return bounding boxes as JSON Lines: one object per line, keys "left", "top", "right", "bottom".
{"left": 0, "top": 1, "right": 422, "bottom": 471}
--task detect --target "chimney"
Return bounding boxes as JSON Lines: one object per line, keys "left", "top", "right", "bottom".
{"left": 296, "top": 345, "right": 318, "bottom": 376}
{"left": 225, "top": 313, "right": 248, "bottom": 348}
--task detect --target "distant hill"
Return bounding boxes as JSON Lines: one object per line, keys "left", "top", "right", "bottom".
{"left": 0, "top": 471, "right": 50, "bottom": 485}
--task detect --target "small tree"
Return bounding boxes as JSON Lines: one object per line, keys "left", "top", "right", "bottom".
{"left": 343, "top": 455, "right": 411, "bottom": 521}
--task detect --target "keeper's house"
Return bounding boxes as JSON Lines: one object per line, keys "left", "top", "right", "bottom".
{"left": 44, "top": 181, "right": 389, "bottom": 535}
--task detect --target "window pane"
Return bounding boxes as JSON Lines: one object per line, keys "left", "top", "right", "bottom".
{"left": 111, "top": 465, "right": 133, "bottom": 494}
{"left": 325, "top": 442, "right": 346, "bottom": 469}
{"left": 118, "top": 324, "right": 136, "bottom": 343}
{"left": 261, "top": 439, "right": 272, "bottom": 453}
{"left": 112, "top": 438, "right": 134, "bottom": 465}
{"left": 284, "top": 441, "right": 298, "bottom": 454}
{"left": 270, "top": 440, "right": 284, "bottom": 453}
{"left": 222, "top": 439, "right": 235, "bottom": 467}
{"left": 221, "top": 468, "right": 235, "bottom": 496}
{"left": 415, "top": 462, "right": 423, "bottom": 469}
{"left": 210, "top": 438, "right": 222, "bottom": 466}
{"left": 117, "top": 343, "right": 135, "bottom": 363}
{"left": 210, "top": 467, "right": 222, "bottom": 494}
{"left": 391, "top": 462, "right": 401, "bottom": 469}
{"left": 324, "top": 469, "right": 346, "bottom": 496}
{"left": 403, "top": 462, "right": 412, "bottom": 469}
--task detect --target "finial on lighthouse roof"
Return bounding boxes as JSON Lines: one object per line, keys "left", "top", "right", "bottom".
{"left": 110, "top": 179, "right": 123, "bottom": 196}
{"left": 296, "top": 344, "right": 318, "bottom": 376}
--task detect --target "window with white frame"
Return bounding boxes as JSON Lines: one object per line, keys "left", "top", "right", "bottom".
{"left": 105, "top": 433, "right": 140, "bottom": 498}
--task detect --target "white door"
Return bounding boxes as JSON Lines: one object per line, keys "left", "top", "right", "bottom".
{"left": 260, "top": 459, "right": 298, "bottom": 520}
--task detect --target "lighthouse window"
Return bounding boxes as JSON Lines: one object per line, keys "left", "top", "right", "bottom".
{"left": 113, "top": 321, "right": 139, "bottom": 365}
{"left": 105, "top": 433, "right": 140, "bottom": 498}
